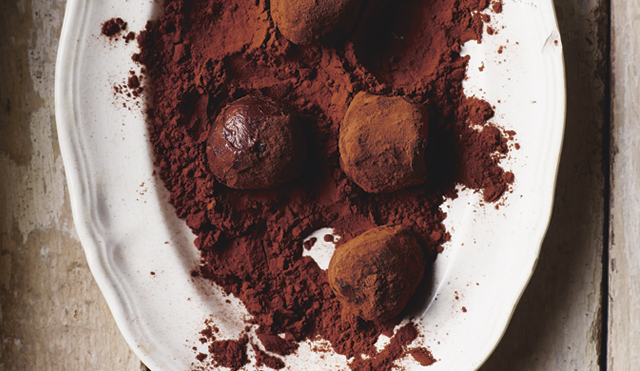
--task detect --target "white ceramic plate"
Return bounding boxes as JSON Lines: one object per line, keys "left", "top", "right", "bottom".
{"left": 55, "top": 1, "right": 565, "bottom": 370}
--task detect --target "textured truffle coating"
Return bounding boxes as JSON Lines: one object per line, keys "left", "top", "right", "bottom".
{"left": 207, "top": 96, "right": 306, "bottom": 189}
{"left": 328, "top": 225, "right": 426, "bottom": 321}
{"left": 339, "top": 92, "right": 429, "bottom": 193}
{"left": 271, "top": 0, "right": 362, "bottom": 45}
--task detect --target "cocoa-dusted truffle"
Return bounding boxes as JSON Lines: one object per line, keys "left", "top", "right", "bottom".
{"left": 328, "top": 225, "right": 425, "bottom": 321}
{"left": 207, "top": 95, "right": 306, "bottom": 189}
{"left": 339, "top": 92, "right": 429, "bottom": 193}
{"left": 271, "top": 0, "right": 362, "bottom": 45}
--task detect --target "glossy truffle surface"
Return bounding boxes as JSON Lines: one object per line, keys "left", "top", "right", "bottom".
{"left": 207, "top": 96, "right": 306, "bottom": 189}
{"left": 328, "top": 225, "right": 425, "bottom": 321}
{"left": 339, "top": 92, "right": 429, "bottom": 193}
{"left": 271, "top": 0, "right": 362, "bottom": 45}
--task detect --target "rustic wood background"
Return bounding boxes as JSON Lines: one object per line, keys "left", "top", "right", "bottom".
{"left": 0, "top": 0, "right": 632, "bottom": 369}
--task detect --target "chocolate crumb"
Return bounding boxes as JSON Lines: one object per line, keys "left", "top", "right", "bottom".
{"left": 410, "top": 347, "right": 437, "bottom": 366}
{"left": 101, "top": 18, "right": 127, "bottom": 37}
{"left": 125, "top": 31, "right": 136, "bottom": 43}
{"left": 128, "top": 75, "right": 140, "bottom": 89}
{"left": 303, "top": 237, "right": 317, "bottom": 250}
{"left": 492, "top": 0, "right": 503, "bottom": 13}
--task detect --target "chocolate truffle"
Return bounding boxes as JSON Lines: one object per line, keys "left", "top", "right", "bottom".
{"left": 207, "top": 96, "right": 306, "bottom": 189}
{"left": 339, "top": 92, "right": 429, "bottom": 193}
{"left": 328, "top": 225, "right": 425, "bottom": 321}
{"left": 271, "top": 0, "right": 362, "bottom": 45}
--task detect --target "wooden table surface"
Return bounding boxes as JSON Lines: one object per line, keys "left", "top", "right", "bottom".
{"left": 0, "top": 0, "right": 634, "bottom": 370}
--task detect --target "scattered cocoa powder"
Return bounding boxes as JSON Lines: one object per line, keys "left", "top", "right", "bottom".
{"left": 124, "top": 31, "right": 136, "bottom": 43}
{"left": 492, "top": 0, "right": 504, "bottom": 14}
{"left": 127, "top": 75, "right": 143, "bottom": 97}
{"left": 124, "top": 0, "right": 514, "bottom": 369}
{"left": 252, "top": 343, "right": 285, "bottom": 369}
{"left": 303, "top": 236, "right": 317, "bottom": 250}
{"left": 410, "top": 347, "right": 437, "bottom": 367}
{"left": 349, "top": 322, "right": 418, "bottom": 370}
{"left": 101, "top": 17, "right": 126, "bottom": 37}
{"left": 110, "top": 68, "right": 144, "bottom": 109}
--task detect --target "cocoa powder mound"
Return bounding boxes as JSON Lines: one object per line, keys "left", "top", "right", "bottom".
{"left": 131, "top": 0, "right": 511, "bottom": 369}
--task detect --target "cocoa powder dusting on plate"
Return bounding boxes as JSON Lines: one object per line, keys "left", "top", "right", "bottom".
{"left": 126, "top": 0, "right": 512, "bottom": 369}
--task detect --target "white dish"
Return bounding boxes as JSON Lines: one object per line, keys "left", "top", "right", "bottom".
{"left": 55, "top": 0, "right": 565, "bottom": 370}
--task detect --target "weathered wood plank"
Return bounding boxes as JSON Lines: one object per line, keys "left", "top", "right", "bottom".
{"left": 609, "top": 1, "right": 640, "bottom": 370}
{"left": 480, "top": 0, "right": 607, "bottom": 369}
{"left": 0, "top": 0, "right": 141, "bottom": 369}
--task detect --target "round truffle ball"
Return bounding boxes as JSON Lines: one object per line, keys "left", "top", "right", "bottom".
{"left": 271, "top": 0, "right": 362, "bottom": 45}
{"left": 328, "top": 225, "right": 425, "bottom": 321}
{"left": 339, "top": 92, "right": 429, "bottom": 193}
{"left": 207, "top": 96, "right": 306, "bottom": 189}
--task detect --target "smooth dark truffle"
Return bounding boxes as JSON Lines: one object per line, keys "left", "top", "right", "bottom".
{"left": 339, "top": 92, "right": 429, "bottom": 193}
{"left": 327, "top": 225, "right": 425, "bottom": 321}
{"left": 207, "top": 96, "right": 306, "bottom": 189}
{"left": 271, "top": 0, "right": 362, "bottom": 45}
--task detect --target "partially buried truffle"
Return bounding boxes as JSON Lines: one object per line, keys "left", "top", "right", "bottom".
{"left": 339, "top": 92, "right": 429, "bottom": 193}
{"left": 271, "top": 0, "right": 363, "bottom": 45}
{"left": 207, "top": 96, "right": 306, "bottom": 189}
{"left": 328, "top": 225, "right": 425, "bottom": 321}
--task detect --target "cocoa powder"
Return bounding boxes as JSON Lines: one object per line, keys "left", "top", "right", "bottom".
{"left": 125, "top": 0, "right": 513, "bottom": 369}
{"left": 410, "top": 347, "right": 437, "bottom": 367}
{"left": 101, "top": 17, "right": 127, "bottom": 37}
